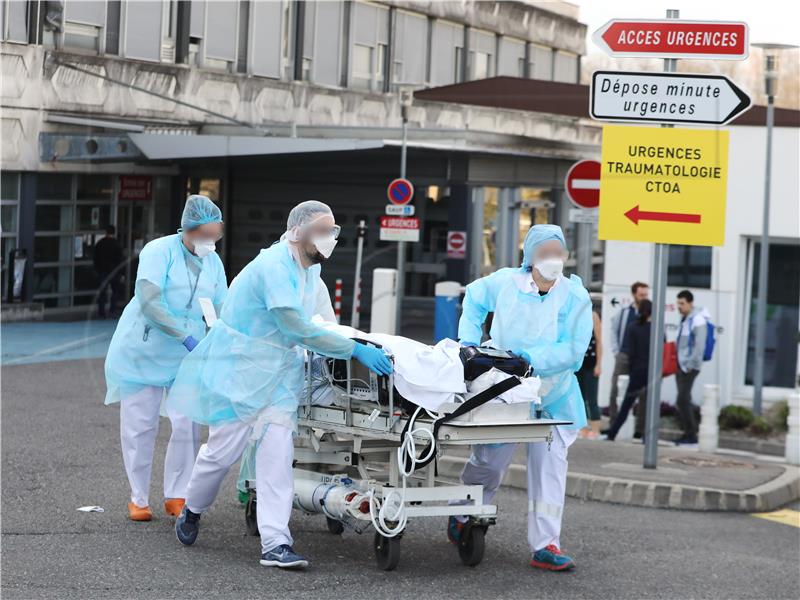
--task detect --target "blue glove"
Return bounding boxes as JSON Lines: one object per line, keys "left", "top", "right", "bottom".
{"left": 460, "top": 341, "right": 479, "bottom": 347}
{"left": 352, "top": 343, "right": 393, "bottom": 376}
{"left": 183, "top": 335, "right": 200, "bottom": 352}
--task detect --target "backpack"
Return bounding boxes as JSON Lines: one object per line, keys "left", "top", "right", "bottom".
{"left": 689, "top": 315, "right": 716, "bottom": 361}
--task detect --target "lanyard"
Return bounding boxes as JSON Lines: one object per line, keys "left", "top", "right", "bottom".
{"left": 184, "top": 257, "right": 202, "bottom": 309}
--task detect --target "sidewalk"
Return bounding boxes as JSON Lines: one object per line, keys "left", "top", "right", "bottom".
{"left": 439, "top": 438, "right": 800, "bottom": 512}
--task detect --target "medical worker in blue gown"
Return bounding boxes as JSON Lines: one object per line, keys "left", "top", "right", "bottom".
{"left": 104, "top": 195, "right": 227, "bottom": 522}
{"left": 450, "top": 224, "right": 592, "bottom": 571}
{"left": 168, "top": 200, "right": 392, "bottom": 570}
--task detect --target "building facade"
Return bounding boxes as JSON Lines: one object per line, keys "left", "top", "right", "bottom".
{"left": 2, "top": 0, "right": 598, "bottom": 324}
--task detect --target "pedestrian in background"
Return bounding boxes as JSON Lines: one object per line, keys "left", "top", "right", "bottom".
{"left": 577, "top": 300, "right": 602, "bottom": 439}
{"left": 605, "top": 299, "right": 652, "bottom": 441}
{"left": 94, "top": 225, "right": 124, "bottom": 318}
{"left": 607, "top": 282, "right": 649, "bottom": 421}
{"left": 675, "top": 290, "right": 709, "bottom": 446}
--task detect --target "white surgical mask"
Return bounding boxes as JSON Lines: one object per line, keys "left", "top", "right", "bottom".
{"left": 312, "top": 235, "right": 338, "bottom": 259}
{"left": 534, "top": 258, "right": 564, "bottom": 281}
{"left": 192, "top": 239, "right": 216, "bottom": 258}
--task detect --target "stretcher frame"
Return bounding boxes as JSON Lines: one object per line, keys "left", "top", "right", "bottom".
{"left": 244, "top": 345, "right": 570, "bottom": 570}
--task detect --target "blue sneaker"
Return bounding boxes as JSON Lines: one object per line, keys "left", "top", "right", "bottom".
{"left": 531, "top": 545, "right": 575, "bottom": 571}
{"left": 175, "top": 507, "right": 201, "bottom": 546}
{"left": 447, "top": 516, "right": 465, "bottom": 545}
{"left": 260, "top": 545, "right": 309, "bottom": 569}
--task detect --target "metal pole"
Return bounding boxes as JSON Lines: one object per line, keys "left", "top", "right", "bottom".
{"left": 577, "top": 222, "right": 593, "bottom": 284}
{"left": 643, "top": 8, "right": 679, "bottom": 469}
{"left": 351, "top": 220, "right": 366, "bottom": 329}
{"left": 752, "top": 96, "right": 775, "bottom": 416}
{"left": 394, "top": 109, "right": 408, "bottom": 334}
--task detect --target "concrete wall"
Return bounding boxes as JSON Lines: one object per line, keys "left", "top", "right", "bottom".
{"left": 599, "top": 126, "right": 800, "bottom": 410}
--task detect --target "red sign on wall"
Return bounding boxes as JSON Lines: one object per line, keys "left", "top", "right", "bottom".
{"left": 118, "top": 176, "right": 153, "bottom": 201}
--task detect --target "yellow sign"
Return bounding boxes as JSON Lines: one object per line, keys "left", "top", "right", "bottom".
{"left": 598, "top": 125, "right": 729, "bottom": 246}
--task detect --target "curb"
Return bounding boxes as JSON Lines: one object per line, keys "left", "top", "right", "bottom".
{"left": 437, "top": 456, "right": 800, "bottom": 512}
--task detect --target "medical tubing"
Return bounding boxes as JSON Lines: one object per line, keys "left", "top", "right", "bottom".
{"left": 369, "top": 406, "right": 438, "bottom": 538}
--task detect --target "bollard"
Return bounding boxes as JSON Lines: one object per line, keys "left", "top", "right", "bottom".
{"left": 370, "top": 268, "right": 397, "bottom": 335}
{"left": 616, "top": 374, "right": 634, "bottom": 440}
{"left": 334, "top": 279, "right": 342, "bottom": 323}
{"left": 699, "top": 384, "right": 720, "bottom": 453}
{"left": 433, "top": 281, "right": 461, "bottom": 342}
{"left": 786, "top": 391, "right": 800, "bottom": 466}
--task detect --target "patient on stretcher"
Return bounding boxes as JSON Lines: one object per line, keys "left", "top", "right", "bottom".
{"left": 305, "top": 317, "right": 541, "bottom": 415}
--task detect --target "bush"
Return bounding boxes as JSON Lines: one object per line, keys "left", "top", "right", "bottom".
{"left": 766, "top": 400, "right": 789, "bottom": 432}
{"left": 749, "top": 416, "right": 772, "bottom": 437}
{"left": 718, "top": 405, "right": 754, "bottom": 430}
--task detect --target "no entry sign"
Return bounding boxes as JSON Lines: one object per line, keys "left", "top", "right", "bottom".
{"left": 387, "top": 178, "right": 414, "bottom": 205}
{"left": 593, "top": 19, "right": 749, "bottom": 60}
{"left": 446, "top": 231, "right": 467, "bottom": 259}
{"left": 565, "top": 160, "right": 601, "bottom": 209}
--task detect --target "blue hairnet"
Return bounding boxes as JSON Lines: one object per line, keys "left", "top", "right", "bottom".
{"left": 521, "top": 224, "right": 566, "bottom": 270}
{"left": 181, "top": 195, "right": 223, "bottom": 230}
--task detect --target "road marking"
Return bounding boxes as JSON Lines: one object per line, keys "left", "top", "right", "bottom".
{"left": 751, "top": 509, "right": 800, "bottom": 529}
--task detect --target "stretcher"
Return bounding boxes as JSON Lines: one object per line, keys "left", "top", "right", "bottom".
{"left": 242, "top": 340, "right": 570, "bottom": 571}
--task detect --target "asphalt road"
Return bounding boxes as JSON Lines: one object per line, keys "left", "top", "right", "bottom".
{"left": 2, "top": 358, "right": 799, "bottom": 600}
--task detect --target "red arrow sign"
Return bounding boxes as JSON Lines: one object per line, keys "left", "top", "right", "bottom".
{"left": 624, "top": 205, "right": 702, "bottom": 225}
{"left": 593, "top": 19, "right": 748, "bottom": 60}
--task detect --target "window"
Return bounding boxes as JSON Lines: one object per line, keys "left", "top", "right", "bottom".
{"left": 497, "top": 37, "right": 526, "bottom": 77}
{"left": 62, "top": 0, "right": 106, "bottom": 53}
{"left": 204, "top": 0, "right": 238, "bottom": 69}
{"left": 667, "top": 245, "right": 712, "bottom": 288}
{"left": 1, "top": 172, "right": 20, "bottom": 301}
{"left": 468, "top": 29, "right": 494, "bottom": 80}
{"left": 32, "top": 174, "right": 115, "bottom": 308}
{"left": 249, "top": 0, "right": 285, "bottom": 79}
{"left": 553, "top": 50, "right": 578, "bottom": 83}
{"left": 529, "top": 44, "right": 552, "bottom": 80}
{"left": 123, "top": 1, "right": 166, "bottom": 62}
{"left": 349, "top": 1, "right": 388, "bottom": 91}
{"left": 430, "top": 20, "right": 464, "bottom": 86}
{"left": 745, "top": 242, "right": 800, "bottom": 388}
{"left": 2, "top": 0, "right": 30, "bottom": 42}
{"left": 392, "top": 10, "right": 427, "bottom": 87}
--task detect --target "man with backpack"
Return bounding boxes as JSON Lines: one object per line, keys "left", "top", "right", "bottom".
{"left": 675, "top": 290, "right": 715, "bottom": 446}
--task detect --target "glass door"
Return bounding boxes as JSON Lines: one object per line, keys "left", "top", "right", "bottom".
{"left": 117, "top": 202, "right": 152, "bottom": 300}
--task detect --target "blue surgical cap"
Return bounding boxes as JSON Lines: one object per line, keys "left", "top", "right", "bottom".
{"left": 181, "top": 195, "right": 222, "bottom": 230}
{"left": 521, "top": 224, "right": 566, "bottom": 270}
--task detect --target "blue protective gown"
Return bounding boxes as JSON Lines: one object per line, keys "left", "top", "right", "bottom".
{"left": 104, "top": 234, "right": 228, "bottom": 404}
{"left": 458, "top": 269, "right": 592, "bottom": 430}
{"left": 166, "top": 241, "right": 355, "bottom": 432}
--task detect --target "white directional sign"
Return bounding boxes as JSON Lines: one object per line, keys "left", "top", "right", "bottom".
{"left": 590, "top": 71, "right": 752, "bottom": 125}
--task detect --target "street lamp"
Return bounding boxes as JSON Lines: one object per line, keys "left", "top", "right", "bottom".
{"left": 394, "top": 86, "right": 414, "bottom": 334}
{"left": 750, "top": 43, "right": 798, "bottom": 415}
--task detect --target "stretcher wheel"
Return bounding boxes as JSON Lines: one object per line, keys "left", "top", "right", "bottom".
{"left": 326, "top": 517, "right": 344, "bottom": 535}
{"left": 373, "top": 532, "right": 401, "bottom": 571}
{"left": 458, "top": 526, "right": 485, "bottom": 567}
{"left": 244, "top": 493, "right": 259, "bottom": 537}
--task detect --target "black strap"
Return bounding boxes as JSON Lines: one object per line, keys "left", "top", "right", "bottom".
{"left": 400, "top": 376, "right": 523, "bottom": 472}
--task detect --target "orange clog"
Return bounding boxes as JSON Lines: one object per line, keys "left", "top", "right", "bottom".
{"left": 127, "top": 502, "right": 153, "bottom": 521}
{"left": 164, "top": 498, "right": 186, "bottom": 517}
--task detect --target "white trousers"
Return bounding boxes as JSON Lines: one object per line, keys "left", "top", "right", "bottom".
{"left": 185, "top": 421, "right": 294, "bottom": 553}
{"left": 120, "top": 385, "right": 201, "bottom": 507}
{"left": 460, "top": 426, "right": 578, "bottom": 553}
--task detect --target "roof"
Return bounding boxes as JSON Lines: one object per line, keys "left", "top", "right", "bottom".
{"left": 414, "top": 76, "right": 800, "bottom": 128}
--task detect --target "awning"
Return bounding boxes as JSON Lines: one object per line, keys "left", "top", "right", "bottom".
{"left": 128, "top": 134, "right": 386, "bottom": 160}
{"left": 414, "top": 76, "right": 800, "bottom": 128}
